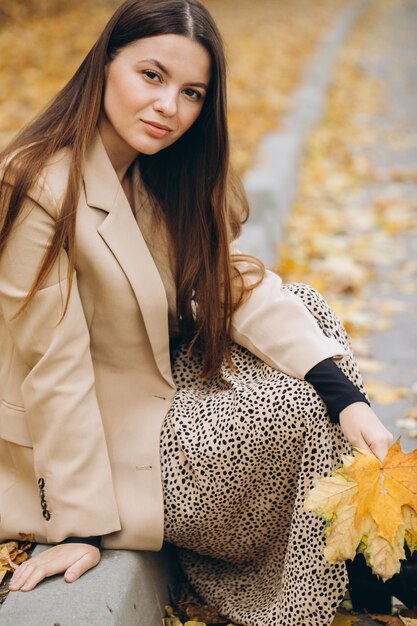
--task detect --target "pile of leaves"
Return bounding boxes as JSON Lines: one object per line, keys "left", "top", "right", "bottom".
{"left": 0, "top": 534, "right": 35, "bottom": 606}
{"left": 162, "top": 581, "right": 237, "bottom": 626}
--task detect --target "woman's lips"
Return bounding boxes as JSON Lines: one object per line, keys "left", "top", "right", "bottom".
{"left": 141, "top": 120, "right": 172, "bottom": 138}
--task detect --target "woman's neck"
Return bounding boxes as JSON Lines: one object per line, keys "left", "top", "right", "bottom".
{"left": 97, "top": 115, "right": 138, "bottom": 183}
{"left": 121, "top": 165, "right": 135, "bottom": 210}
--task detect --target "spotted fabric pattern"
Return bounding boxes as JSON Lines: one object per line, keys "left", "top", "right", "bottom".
{"left": 161, "top": 283, "right": 365, "bottom": 626}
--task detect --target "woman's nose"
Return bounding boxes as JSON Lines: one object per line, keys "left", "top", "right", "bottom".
{"left": 153, "top": 90, "right": 178, "bottom": 117}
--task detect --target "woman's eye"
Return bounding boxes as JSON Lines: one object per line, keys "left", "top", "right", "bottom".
{"left": 143, "top": 70, "right": 161, "bottom": 82}
{"left": 183, "top": 88, "right": 202, "bottom": 101}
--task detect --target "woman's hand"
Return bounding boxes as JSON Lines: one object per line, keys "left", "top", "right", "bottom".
{"left": 339, "top": 401, "right": 394, "bottom": 462}
{"left": 8, "top": 543, "right": 101, "bottom": 592}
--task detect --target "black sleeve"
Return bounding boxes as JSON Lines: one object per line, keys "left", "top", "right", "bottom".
{"left": 305, "top": 358, "right": 370, "bottom": 423}
{"left": 59, "top": 536, "right": 102, "bottom": 549}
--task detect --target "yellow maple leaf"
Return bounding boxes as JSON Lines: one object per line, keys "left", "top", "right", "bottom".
{"left": 323, "top": 503, "right": 362, "bottom": 562}
{"left": 403, "top": 505, "right": 417, "bottom": 552}
{"left": 362, "top": 516, "right": 405, "bottom": 580}
{"left": 304, "top": 472, "right": 358, "bottom": 520}
{"left": 304, "top": 440, "right": 417, "bottom": 580}
{"left": 345, "top": 440, "right": 417, "bottom": 545}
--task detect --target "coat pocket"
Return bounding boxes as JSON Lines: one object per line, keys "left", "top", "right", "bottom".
{"left": 0, "top": 401, "right": 33, "bottom": 448}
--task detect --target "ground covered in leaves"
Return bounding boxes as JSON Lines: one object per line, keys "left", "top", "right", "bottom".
{"left": 276, "top": 0, "right": 417, "bottom": 439}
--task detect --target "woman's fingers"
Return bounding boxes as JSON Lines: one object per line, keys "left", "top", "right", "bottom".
{"left": 8, "top": 544, "right": 100, "bottom": 592}
{"left": 367, "top": 432, "right": 394, "bottom": 463}
{"left": 339, "top": 402, "right": 394, "bottom": 462}
{"left": 64, "top": 550, "right": 101, "bottom": 583}
{"left": 351, "top": 440, "right": 373, "bottom": 456}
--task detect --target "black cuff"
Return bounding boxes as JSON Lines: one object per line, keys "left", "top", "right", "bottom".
{"left": 305, "top": 358, "right": 370, "bottom": 423}
{"left": 59, "top": 536, "right": 102, "bottom": 549}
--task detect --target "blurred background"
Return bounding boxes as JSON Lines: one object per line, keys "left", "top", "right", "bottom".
{"left": 0, "top": 0, "right": 345, "bottom": 169}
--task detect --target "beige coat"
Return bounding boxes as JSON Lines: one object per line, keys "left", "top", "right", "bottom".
{"left": 0, "top": 131, "right": 345, "bottom": 550}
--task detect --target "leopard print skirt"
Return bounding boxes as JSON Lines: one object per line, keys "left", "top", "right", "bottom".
{"left": 161, "top": 284, "right": 362, "bottom": 626}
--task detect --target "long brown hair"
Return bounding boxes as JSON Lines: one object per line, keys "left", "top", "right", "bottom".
{"left": 0, "top": 0, "right": 264, "bottom": 377}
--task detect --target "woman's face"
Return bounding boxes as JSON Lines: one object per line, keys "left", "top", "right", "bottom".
{"left": 99, "top": 34, "right": 211, "bottom": 172}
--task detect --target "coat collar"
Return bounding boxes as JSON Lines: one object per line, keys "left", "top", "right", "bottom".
{"left": 83, "top": 129, "right": 175, "bottom": 390}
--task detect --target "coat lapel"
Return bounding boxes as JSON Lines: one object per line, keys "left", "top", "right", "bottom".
{"left": 83, "top": 130, "right": 175, "bottom": 389}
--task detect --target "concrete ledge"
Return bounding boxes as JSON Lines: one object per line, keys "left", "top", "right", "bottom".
{"left": 0, "top": 542, "right": 179, "bottom": 626}
{"left": 240, "top": 0, "right": 373, "bottom": 266}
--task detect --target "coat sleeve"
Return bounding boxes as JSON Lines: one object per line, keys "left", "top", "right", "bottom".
{"left": 229, "top": 249, "right": 347, "bottom": 380}
{"left": 0, "top": 181, "right": 121, "bottom": 542}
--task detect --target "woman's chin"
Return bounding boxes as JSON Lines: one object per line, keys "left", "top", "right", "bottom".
{"left": 132, "top": 135, "right": 175, "bottom": 156}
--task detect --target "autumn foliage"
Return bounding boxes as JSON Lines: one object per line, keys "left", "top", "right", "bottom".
{"left": 0, "top": 534, "right": 34, "bottom": 584}
{"left": 304, "top": 440, "right": 417, "bottom": 581}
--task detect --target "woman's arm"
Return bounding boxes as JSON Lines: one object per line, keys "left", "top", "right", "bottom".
{"left": 0, "top": 188, "right": 121, "bottom": 542}
{"left": 305, "top": 357, "right": 370, "bottom": 422}
{"left": 229, "top": 259, "right": 347, "bottom": 379}
{"left": 228, "top": 252, "right": 393, "bottom": 461}
{"left": 305, "top": 358, "right": 393, "bottom": 461}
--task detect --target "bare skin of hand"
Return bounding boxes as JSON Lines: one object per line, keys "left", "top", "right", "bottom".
{"left": 339, "top": 401, "right": 394, "bottom": 462}
{"left": 8, "top": 543, "right": 100, "bottom": 592}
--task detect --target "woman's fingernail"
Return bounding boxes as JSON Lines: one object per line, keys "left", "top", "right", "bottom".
{"left": 66, "top": 573, "right": 75, "bottom": 582}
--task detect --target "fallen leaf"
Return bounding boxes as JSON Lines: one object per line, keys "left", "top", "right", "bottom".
{"left": 396, "top": 417, "right": 417, "bottom": 439}
{"left": 356, "top": 357, "right": 384, "bottom": 373}
{"left": 330, "top": 612, "right": 359, "bottom": 625}
{"left": 0, "top": 534, "right": 35, "bottom": 583}
{"left": 185, "top": 604, "right": 226, "bottom": 623}
{"left": 163, "top": 617, "right": 184, "bottom": 626}
{"left": 370, "top": 616, "right": 404, "bottom": 625}
{"left": 164, "top": 605, "right": 184, "bottom": 625}
{"left": 399, "top": 609, "right": 417, "bottom": 624}
{"left": 364, "top": 380, "right": 409, "bottom": 405}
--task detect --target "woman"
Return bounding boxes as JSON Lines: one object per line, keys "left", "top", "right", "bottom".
{"left": 0, "top": 0, "right": 393, "bottom": 624}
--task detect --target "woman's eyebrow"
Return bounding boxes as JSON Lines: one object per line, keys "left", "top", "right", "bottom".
{"left": 139, "top": 57, "right": 208, "bottom": 90}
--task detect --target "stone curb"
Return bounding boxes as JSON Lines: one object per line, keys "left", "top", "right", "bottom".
{"left": 239, "top": 0, "right": 373, "bottom": 267}
{"left": 0, "top": 543, "right": 180, "bottom": 625}
{"left": 0, "top": 2, "right": 372, "bottom": 624}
